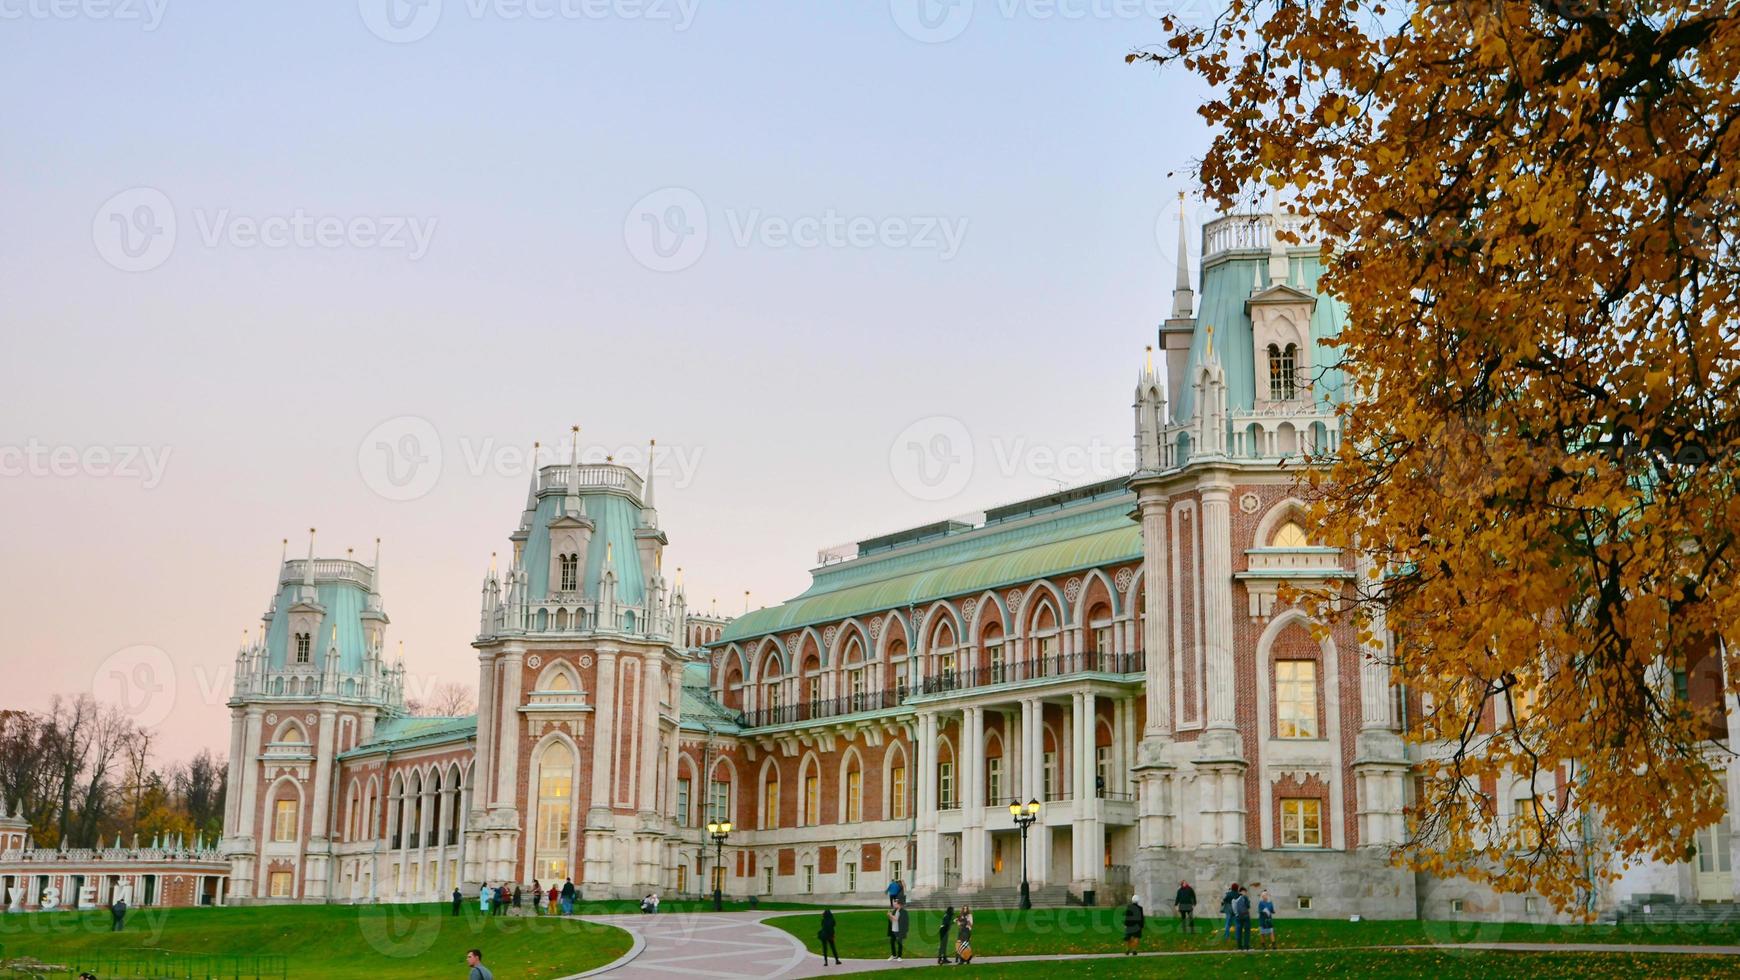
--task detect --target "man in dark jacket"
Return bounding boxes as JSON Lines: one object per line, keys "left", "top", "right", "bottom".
{"left": 452, "top": 886, "right": 463, "bottom": 916}
{"left": 936, "top": 906, "right": 955, "bottom": 964}
{"left": 1233, "top": 886, "right": 1253, "bottom": 951}
{"left": 1122, "top": 896, "right": 1145, "bottom": 955}
{"left": 110, "top": 897, "right": 127, "bottom": 932}
{"left": 887, "top": 899, "right": 909, "bottom": 961}
{"left": 1220, "top": 883, "right": 1239, "bottom": 939}
{"left": 560, "top": 877, "right": 576, "bottom": 915}
{"left": 1175, "top": 880, "right": 1197, "bottom": 933}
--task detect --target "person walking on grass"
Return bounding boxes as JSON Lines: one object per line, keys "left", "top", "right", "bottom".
{"left": 886, "top": 898, "right": 910, "bottom": 961}
{"left": 1220, "top": 882, "right": 1238, "bottom": 940}
{"left": 560, "top": 877, "right": 576, "bottom": 915}
{"left": 452, "top": 886, "right": 463, "bottom": 917}
{"left": 955, "top": 906, "right": 974, "bottom": 964}
{"left": 1233, "top": 885, "right": 1253, "bottom": 951}
{"left": 1122, "top": 895, "right": 1145, "bottom": 955}
{"left": 479, "top": 882, "right": 491, "bottom": 915}
{"left": 936, "top": 906, "right": 955, "bottom": 965}
{"left": 531, "top": 879, "right": 542, "bottom": 916}
{"left": 817, "top": 908, "right": 843, "bottom": 966}
{"left": 110, "top": 895, "right": 127, "bottom": 932}
{"left": 1175, "top": 880, "right": 1196, "bottom": 934}
{"left": 1258, "top": 890, "right": 1276, "bottom": 950}
{"left": 885, "top": 876, "right": 905, "bottom": 908}
{"left": 465, "top": 948, "right": 494, "bottom": 980}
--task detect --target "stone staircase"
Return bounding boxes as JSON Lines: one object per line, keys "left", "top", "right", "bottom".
{"left": 1603, "top": 896, "right": 1740, "bottom": 925}
{"left": 907, "top": 884, "right": 1075, "bottom": 910}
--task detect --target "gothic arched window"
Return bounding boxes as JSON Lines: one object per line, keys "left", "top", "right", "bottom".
{"left": 1268, "top": 343, "right": 1298, "bottom": 401}
{"left": 533, "top": 742, "right": 574, "bottom": 881}
{"left": 558, "top": 553, "right": 579, "bottom": 592}
{"left": 294, "top": 632, "right": 311, "bottom": 664}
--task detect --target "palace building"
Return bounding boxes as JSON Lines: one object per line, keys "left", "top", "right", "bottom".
{"left": 206, "top": 209, "right": 1736, "bottom": 920}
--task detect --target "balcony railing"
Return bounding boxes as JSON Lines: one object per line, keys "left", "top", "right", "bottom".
{"left": 736, "top": 686, "right": 904, "bottom": 729}
{"left": 917, "top": 651, "right": 1145, "bottom": 697}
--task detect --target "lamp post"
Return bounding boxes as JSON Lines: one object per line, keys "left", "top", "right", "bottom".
{"left": 1009, "top": 798, "right": 1041, "bottom": 910}
{"left": 706, "top": 820, "right": 733, "bottom": 911}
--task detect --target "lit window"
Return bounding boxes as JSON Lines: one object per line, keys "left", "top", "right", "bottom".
{"left": 1280, "top": 798, "right": 1323, "bottom": 847}
{"left": 268, "top": 871, "right": 293, "bottom": 897}
{"left": 273, "top": 799, "right": 298, "bottom": 842}
{"left": 890, "top": 765, "right": 908, "bottom": 820}
{"left": 846, "top": 770, "right": 862, "bottom": 823}
{"left": 1275, "top": 660, "right": 1319, "bottom": 738}
{"left": 1271, "top": 521, "right": 1309, "bottom": 548}
{"left": 1516, "top": 796, "right": 1547, "bottom": 850}
{"left": 804, "top": 774, "right": 820, "bottom": 825}
{"left": 764, "top": 777, "right": 780, "bottom": 829}
{"left": 534, "top": 742, "right": 573, "bottom": 880}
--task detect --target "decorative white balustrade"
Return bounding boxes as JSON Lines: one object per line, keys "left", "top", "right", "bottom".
{"left": 1201, "top": 211, "right": 1318, "bottom": 260}
{"left": 1155, "top": 407, "right": 1341, "bottom": 471}
{"left": 537, "top": 462, "right": 643, "bottom": 498}
{"left": 277, "top": 559, "right": 375, "bottom": 589}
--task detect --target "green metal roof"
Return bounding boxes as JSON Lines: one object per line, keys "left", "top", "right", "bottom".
{"left": 679, "top": 661, "right": 741, "bottom": 733}
{"left": 265, "top": 580, "right": 371, "bottom": 673}
{"left": 521, "top": 490, "right": 647, "bottom": 607}
{"left": 1174, "top": 251, "right": 1348, "bottom": 420}
{"left": 339, "top": 714, "right": 476, "bottom": 759}
{"left": 716, "top": 492, "right": 1141, "bottom": 648}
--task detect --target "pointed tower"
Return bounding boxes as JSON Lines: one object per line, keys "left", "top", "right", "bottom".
{"left": 1160, "top": 194, "right": 1198, "bottom": 418}
{"left": 1133, "top": 346, "right": 1167, "bottom": 472}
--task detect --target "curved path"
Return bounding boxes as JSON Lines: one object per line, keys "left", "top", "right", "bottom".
{"left": 566, "top": 911, "right": 1740, "bottom": 979}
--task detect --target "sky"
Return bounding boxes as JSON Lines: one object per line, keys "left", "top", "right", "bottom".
{"left": 0, "top": 0, "right": 1219, "bottom": 762}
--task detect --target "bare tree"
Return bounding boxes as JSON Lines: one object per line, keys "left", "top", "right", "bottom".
{"left": 407, "top": 682, "right": 476, "bottom": 717}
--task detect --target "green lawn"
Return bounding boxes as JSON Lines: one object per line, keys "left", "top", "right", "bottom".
{"left": 845, "top": 949, "right": 1740, "bottom": 978}
{"left": 0, "top": 903, "right": 632, "bottom": 979}
{"left": 766, "top": 908, "right": 1740, "bottom": 959}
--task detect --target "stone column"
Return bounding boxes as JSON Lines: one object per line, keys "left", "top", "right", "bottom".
{"left": 1200, "top": 481, "right": 1238, "bottom": 734}
{"left": 494, "top": 650, "right": 524, "bottom": 808}
{"left": 474, "top": 653, "right": 497, "bottom": 809}
{"left": 961, "top": 706, "right": 986, "bottom": 889}
{"left": 1137, "top": 490, "right": 1172, "bottom": 739}
{"left": 589, "top": 652, "right": 619, "bottom": 821}
{"left": 639, "top": 656, "right": 662, "bottom": 813}
{"left": 223, "top": 707, "right": 246, "bottom": 831}
{"left": 237, "top": 707, "right": 264, "bottom": 841}
{"left": 915, "top": 712, "right": 941, "bottom": 890}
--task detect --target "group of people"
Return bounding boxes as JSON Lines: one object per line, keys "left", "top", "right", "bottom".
{"left": 451, "top": 877, "right": 583, "bottom": 917}
{"left": 638, "top": 891, "right": 662, "bottom": 914}
{"left": 1212, "top": 881, "right": 1277, "bottom": 951}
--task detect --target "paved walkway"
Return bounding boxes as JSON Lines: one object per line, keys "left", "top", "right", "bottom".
{"left": 566, "top": 911, "right": 1740, "bottom": 979}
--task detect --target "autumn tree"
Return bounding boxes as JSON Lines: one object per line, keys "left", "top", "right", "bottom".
{"left": 1133, "top": 0, "right": 1739, "bottom": 910}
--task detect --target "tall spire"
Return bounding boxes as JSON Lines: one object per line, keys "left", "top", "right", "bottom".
{"left": 303, "top": 529, "right": 316, "bottom": 584}
{"left": 524, "top": 441, "right": 541, "bottom": 512}
{"left": 565, "top": 426, "right": 584, "bottom": 516}
{"left": 1171, "top": 192, "right": 1195, "bottom": 319}
{"left": 641, "top": 438, "right": 659, "bottom": 527}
